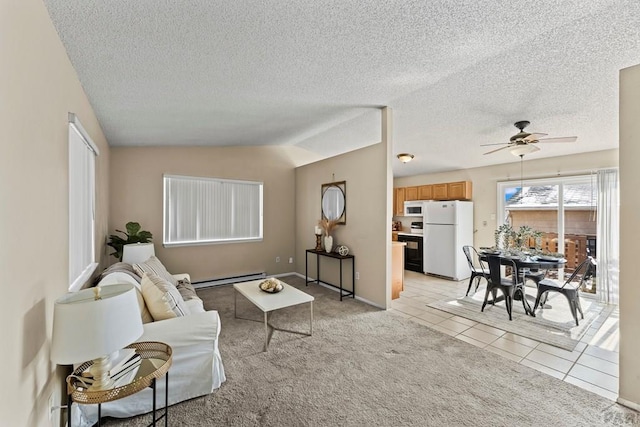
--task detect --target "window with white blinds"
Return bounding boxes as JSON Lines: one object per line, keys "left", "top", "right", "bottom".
{"left": 68, "top": 113, "right": 99, "bottom": 291}
{"left": 163, "top": 175, "right": 263, "bottom": 246}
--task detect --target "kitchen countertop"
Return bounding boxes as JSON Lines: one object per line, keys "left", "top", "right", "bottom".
{"left": 392, "top": 241, "right": 406, "bottom": 246}
{"left": 397, "top": 232, "right": 423, "bottom": 237}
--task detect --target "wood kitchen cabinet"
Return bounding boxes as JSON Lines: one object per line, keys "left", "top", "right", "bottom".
{"left": 418, "top": 184, "right": 433, "bottom": 200}
{"left": 394, "top": 181, "right": 472, "bottom": 210}
{"left": 394, "top": 187, "right": 406, "bottom": 216}
{"left": 447, "top": 181, "right": 472, "bottom": 200}
{"left": 391, "top": 242, "right": 405, "bottom": 299}
{"left": 405, "top": 186, "right": 419, "bottom": 201}
{"left": 432, "top": 183, "right": 448, "bottom": 200}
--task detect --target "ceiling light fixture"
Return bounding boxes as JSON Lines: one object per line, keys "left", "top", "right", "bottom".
{"left": 510, "top": 144, "right": 539, "bottom": 157}
{"left": 397, "top": 153, "right": 415, "bottom": 163}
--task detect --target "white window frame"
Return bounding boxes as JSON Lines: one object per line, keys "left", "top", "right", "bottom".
{"left": 163, "top": 174, "right": 264, "bottom": 247}
{"left": 68, "top": 113, "right": 99, "bottom": 291}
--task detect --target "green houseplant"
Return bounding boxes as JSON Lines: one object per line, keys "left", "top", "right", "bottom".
{"left": 107, "top": 222, "right": 153, "bottom": 261}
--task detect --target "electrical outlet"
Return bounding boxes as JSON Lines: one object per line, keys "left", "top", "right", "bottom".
{"left": 482, "top": 220, "right": 487, "bottom": 226}
{"left": 355, "top": 272, "right": 360, "bottom": 280}
{"left": 288, "top": 257, "right": 293, "bottom": 264}
{"left": 275, "top": 256, "right": 280, "bottom": 263}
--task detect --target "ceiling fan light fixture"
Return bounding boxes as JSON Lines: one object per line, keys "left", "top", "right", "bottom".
{"left": 397, "top": 153, "right": 415, "bottom": 163}
{"left": 510, "top": 144, "right": 539, "bottom": 157}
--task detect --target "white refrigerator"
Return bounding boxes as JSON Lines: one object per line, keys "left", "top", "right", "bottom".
{"left": 423, "top": 201, "right": 473, "bottom": 281}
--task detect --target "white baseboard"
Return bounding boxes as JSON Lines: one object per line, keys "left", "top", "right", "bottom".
{"left": 617, "top": 397, "right": 640, "bottom": 412}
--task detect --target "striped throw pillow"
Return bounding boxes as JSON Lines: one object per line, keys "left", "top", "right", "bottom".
{"left": 133, "top": 256, "right": 177, "bottom": 286}
{"left": 141, "top": 272, "right": 189, "bottom": 321}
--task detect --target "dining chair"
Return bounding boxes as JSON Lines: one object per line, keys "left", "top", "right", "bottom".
{"left": 481, "top": 255, "right": 527, "bottom": 320}
{"left": 523, "top": 268, "right": 547, "bottom": 288}
{"left": 462, "top": 246, "right": 490, "bottom": 296}
{"left": 532, "top": 256, "right": 596, "bottom": 326}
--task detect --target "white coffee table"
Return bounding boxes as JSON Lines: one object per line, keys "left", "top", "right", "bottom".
{"left": 233, "top": 279, "right": 314, "bottom": 351}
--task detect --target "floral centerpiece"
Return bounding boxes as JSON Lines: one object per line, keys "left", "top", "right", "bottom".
{"left": 492, "top": 224, "right": 563, "bottom": 258}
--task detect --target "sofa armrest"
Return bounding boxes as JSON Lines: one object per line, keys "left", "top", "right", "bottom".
{"left": 138, "top": 310, "right": 220, "bottom": 347}
{"left": 172, "top": 273, "right": 190, "bottom": 282}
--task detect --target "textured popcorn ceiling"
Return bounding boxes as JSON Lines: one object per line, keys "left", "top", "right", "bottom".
{"left": 43, "top": 0, "right": 640, "bottom": 176}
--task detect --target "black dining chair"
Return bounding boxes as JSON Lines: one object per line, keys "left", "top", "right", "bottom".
{"left": 482, "top": 255, "right": 528, "bottom": 320}
{"left": 462, "top": 246, "right": 490, "bottom": 296}
{"left": 532, "top": 256, "right": 596, "bottom": 326}
{"left": 523, "top": 268, "right": 548, "bottom": 288}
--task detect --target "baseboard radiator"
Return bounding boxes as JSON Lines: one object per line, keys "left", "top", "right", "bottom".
{"left": 192, "top": 271, "right": 266, "bottom": 289}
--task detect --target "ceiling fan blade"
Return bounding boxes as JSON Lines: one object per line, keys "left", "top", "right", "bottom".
{"left": 480, "top": 142, "right": 509, "bottom": 147}
{"left": 523, "top": 132, "right": 548, "bottom": 142}
{"left": 537, "top": 136, "right": 577, "bottom": 143}
{"left": 483, "top": 145, "right": 512, "bottom": 155}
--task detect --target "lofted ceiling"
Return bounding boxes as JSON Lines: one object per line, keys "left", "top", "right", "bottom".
{"left": 43, "top": 0, "right": 640, "bottom": 177}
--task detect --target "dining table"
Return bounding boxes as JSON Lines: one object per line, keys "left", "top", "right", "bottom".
{"left": 478, "top": 250, "right": 567, "bottom": 317}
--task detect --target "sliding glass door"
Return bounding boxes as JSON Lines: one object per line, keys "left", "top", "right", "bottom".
{"left": 497, "top": 174, "right": 597, "bottom": 295}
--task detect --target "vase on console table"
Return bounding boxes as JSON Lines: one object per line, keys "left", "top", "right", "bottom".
{"left": 323, "top": 235, "right": 333, "bottom": 253}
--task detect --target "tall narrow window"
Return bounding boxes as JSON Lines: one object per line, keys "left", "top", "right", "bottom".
{"left": 163, "top": 175, "right": 263, "bottom": 246}
{"left": 68, "top": 113, "right": 99, "bottom": 291}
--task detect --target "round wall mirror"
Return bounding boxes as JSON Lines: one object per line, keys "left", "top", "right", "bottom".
{"left": 321, "top": 181, "right": 346, "bottom": 224}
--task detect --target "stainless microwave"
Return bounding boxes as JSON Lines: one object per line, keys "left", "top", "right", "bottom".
{"left": 403, "top": 201, "right": 424, "bottom": 216}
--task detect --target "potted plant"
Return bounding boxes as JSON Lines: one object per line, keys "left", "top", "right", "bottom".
{"left": 494, "top": 224, "right": 514, "bottom": 251}
{"left": 107, "top": 222, "right": 153, "bottom": 261}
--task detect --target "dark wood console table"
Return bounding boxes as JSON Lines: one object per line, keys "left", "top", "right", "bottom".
{"left": 305, "top": 249, "right": 355, "bottom": 301}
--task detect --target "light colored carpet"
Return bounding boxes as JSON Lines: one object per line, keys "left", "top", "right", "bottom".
{"left": 427, "top": 288, "right": 605, "bottom": 351}
{"left": 107, "top": 275, "right": 637, "bottom": 426}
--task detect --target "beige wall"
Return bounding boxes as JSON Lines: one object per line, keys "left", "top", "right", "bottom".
{"left": 619, "top": 64, "right": 640, "bottom": 408}
{"left": 110, "top": 146, "right": 312, "bottom": 281}
{"left": 394, "top": 149, "right": 618, "bottom": 249}
{"left": 295, "top": 134, "right": 391, "bottom": 308}
{"left": 0, "top": 0, "right": 110, "bottom": 425}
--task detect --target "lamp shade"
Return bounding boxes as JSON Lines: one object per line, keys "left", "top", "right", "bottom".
{"left": 51, "top": 284, "right": 143, "bottom": 365}
{"left": 122, "top": 242, "right": 155, "bottom": 264}
{"left": 510, "top": 144, "right": 539, "bottom": 157}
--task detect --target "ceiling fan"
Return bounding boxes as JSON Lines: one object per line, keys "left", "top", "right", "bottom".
{"left": 482, "top": 120, "right": 577, "bottom": 156}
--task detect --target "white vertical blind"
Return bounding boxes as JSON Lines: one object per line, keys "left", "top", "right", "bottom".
{"left": 68, "top": 115, "right": 98, "bottom": 291}
{"left": 163, "top": 175, "right": 263, "bottom": 246}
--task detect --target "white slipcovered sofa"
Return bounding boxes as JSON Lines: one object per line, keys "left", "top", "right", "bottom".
{"left": 72, "top": 264, "right": 226, "bottom": 427}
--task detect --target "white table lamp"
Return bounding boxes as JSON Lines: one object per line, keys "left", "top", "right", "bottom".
{"left": 122, "top": 242, "right": 155, "bottom": 264}
{"left": 51, "top": 284, "right": 143, "bottom": 390}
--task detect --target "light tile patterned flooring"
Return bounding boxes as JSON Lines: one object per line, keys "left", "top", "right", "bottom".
{"left": 390, "top": 271, "right": 620, "bottom": 401}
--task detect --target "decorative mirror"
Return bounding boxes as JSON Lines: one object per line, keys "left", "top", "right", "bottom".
{"left": 321, "top": 181, "right": 346, "bottom": 224}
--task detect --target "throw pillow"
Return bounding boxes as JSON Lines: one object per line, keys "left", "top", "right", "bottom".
{"left": 133, "top": 256, "right": 177, "bottom": 286}
{"left": 141, "top": 272, "right": 189, "bottom": 321}
{"left": 176, "top": 277, "right": 198, "bottom": 301}
{"left": 135, "top": 288, "right": 155, "bottom": 324}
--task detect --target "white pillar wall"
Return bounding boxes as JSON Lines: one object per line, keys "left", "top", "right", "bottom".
{"left": 618, "top": 63, "right": 640, "bottom": 410}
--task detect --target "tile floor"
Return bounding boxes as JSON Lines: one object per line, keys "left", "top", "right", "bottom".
{"left": 389, "top": 271, "right": 620, "bottom": 401}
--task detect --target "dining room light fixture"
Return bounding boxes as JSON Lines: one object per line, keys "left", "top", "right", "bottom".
{"left": 510, "top": 144, "right": 539, "bottom": 157}
{"left": 397, "top": 153, "right": 415, "bottom": 163}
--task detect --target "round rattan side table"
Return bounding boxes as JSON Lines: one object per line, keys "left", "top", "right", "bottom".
{"left": 66, "top": 341, "right": 172, "bottom": 427}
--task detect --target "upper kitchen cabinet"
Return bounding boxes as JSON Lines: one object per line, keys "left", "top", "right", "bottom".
{"left": 405, "top": 186, "right": 419, "bottom": 201}
{"left": 394, "top": 187, "right": 406, "bottom": 216}
{"left": 447, "top": 181, "right": 472, "bottom": 200}
{"left": 418, "top": 184, "right": 433, "bottom": 200}
{"left": 432, "top": 183, "right": 448, "bottom": 200}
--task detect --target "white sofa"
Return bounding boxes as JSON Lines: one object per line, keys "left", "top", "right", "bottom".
{"left": 72, "top": 269, "right": 226, "bottom": 427}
